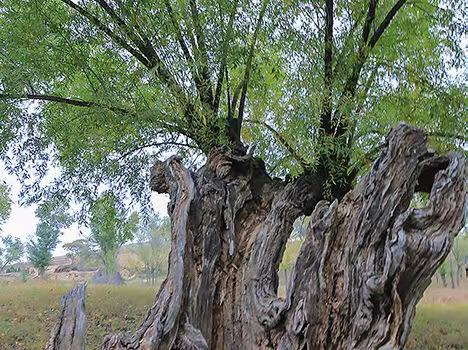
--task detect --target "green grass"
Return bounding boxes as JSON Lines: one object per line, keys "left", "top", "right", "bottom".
{"left": 0, "top": 282, "right": 156, "bottom": 349}
{"left": 406, "top": 304, "right": 468, "bottom": 350}
{"left": 0, "top": 282, "right": 467, "bottom": 349}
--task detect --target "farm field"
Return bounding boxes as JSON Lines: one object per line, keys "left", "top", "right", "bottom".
{"left": 0, "top": 281, "right": 467, "bottom": 349}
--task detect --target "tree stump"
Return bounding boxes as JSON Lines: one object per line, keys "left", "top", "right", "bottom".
{"left": 45, "top": 283, "right": 86, "bottom": 350}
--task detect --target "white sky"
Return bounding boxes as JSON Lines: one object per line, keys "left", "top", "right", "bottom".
{"left": 0, "top": 162, "right": 169, "bottom": 256}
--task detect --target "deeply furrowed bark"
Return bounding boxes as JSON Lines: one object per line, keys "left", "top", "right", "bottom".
{"left": 278, "top": 126, "right": 465, "bottom": 349}
{"left": 47, "top": 124, "right": 466, "bottom": 349}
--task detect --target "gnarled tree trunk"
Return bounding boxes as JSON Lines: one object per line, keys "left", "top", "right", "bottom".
{"left": 48, "top": 124, "right": 466, "bottom": 349}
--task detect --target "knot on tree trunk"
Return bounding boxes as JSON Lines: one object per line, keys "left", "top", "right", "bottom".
{"left": 150, "top": 156, "right": 183, "bottom": 194}
{"left": 204, "top": 147, "right": 266, "bottom": 180}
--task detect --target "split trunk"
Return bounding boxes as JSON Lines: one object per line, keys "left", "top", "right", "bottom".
{"left": 47, "top": 124, "right": 466, "bottom": 349}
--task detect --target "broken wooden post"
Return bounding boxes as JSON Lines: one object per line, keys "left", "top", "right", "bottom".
{"left": 45, "top": 283, "right": 87, "bottom": 350}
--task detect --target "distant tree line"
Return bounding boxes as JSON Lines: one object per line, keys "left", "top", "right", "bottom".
{"left": 2, "top": 184, "right": 467, "bottom": 291}
{"left": 437, "top": 232, "right": 468, "bottom": 288}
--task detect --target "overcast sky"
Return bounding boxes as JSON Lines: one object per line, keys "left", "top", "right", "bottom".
{"left": 0, "top": 162, "right": 169, "bottom": 256}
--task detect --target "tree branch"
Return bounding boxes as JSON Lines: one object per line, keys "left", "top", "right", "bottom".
{"left": 1, "top": 92, "right": 194, "bottom": 141}
{"left": 95, "top": 0, "right": 160, "bottom": 63}
{"left": 1, "top": 261, "right": 10, "bottom": 271}
{"left": 369, "top": 0, "right": 407, "bottom": 48}
{"left": 164, "top": 0, "right": 195, "bottom": 65}
{"left": 95, "top": 0, "right": 162, "bottom": 69}
{"left": 232, "top": 0, "right": 269, "bottom": 143}
{"left": 60, "top": 0, "right": 151, "bottom": 67}
{"left": 331, "top": 10, "right": 366, "bottom": 79}
{"left": 245, "top": 119, "right": 308, "bottom": 169}
{"left": 164, "top": 0, "right": 215, "bottom": 108}
{"left": 320, "top": 0, "right": 334, "bottom": 134}
{"left": 362, "top": 0, "right": 378, "bottom": 43}
{"left": 189, "top": 0, "right": 214, "bottom": 106}
{"left": 336, "top": 0, "right": 407, "bottom": 121}
{"left": 213, "top": 0, "right": 239, "bottom": 112}
{"left": 0, "top": 93, "right": 131, "bottom": 115}
{"left": 63, "top": 0, "right": 185, "bottom": 99}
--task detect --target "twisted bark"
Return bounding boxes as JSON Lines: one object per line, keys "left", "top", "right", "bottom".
{"left": 279, "top": 125, "right": 465, "bottom": 349}
{"left": 47, "top": 124, "right": 466, "bottom": 349}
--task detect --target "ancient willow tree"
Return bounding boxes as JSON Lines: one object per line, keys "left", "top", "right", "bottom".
{"left": 0, "top": 0, "right": 466, "bottom": 349}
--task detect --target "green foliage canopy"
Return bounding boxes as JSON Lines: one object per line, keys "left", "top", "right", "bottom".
{"left": 0, "top": 183, "right": 11, "bottom": 227}
{"left": 89, "top": 192, "right": 139, "bottom": 274}
{"left": 0, "top": 235, "right": 24, "bottom": 271}
{"left": 133, "top": 213, "right": 171, "bottom": 280}
{"left": 27, "top": 199, "right": 71, "bottom": 275}
{"left": 63, "top": 238, "right": 99, "bottom": 269}
{"left": 27, "top": 223, "right": 61, "bottom": 275}
{"left": 0, "top": 0, "right": 465, "bottom": 209}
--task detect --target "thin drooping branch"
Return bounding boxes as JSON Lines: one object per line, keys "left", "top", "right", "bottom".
{"left": 95, "top": 1, "right": 134, "bottom": 34}
{"left": 95, "top": 0, "right": 161, "bottom": 64}
{"left": 0, "top": 92, "right": 196, "bottom": 141}
{"left": 244, "top": 119, "right": 309, "bottom": 169}
{"left": 0, "top": 93, "right": 130, "bottom": 115}
{"left": 0, "top": 260, "right": 13, "bottom": 271}
{"left": 97, "top": 0, "right": 186, "bottom": 98}
{"left": 189, "top": 0, "right": 214, "bottom": 106}
{"left": 337, "top": 0, "right": 407, "bottom": 120}
{"left": 164, "top": 0, "right": 195, "bottom": 66}
{"left": 346, "top": 64, "right": 380, "bottom": 148}
{"left": 332, "top": 10, "right": 366, "bottom": 77}
{"left": 189, "top": 0, "right": 208, "bottom": 64}
{"left": 60, "top": 0, "right": 151, "bottom": 67}
{"left": 164, "top": 0, "right": 215, "bottom": 109}
{"left": 62, "top": 0, "right": 185, "bottom": 98}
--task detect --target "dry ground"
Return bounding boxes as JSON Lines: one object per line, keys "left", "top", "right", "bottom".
{"left": 0, "top": 280, "right": 466, "bottom": 349}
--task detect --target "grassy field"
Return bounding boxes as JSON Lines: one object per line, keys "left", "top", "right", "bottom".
{"left": 0, "top": 281, "right": 467, "bottom": 349}
{"left": 0, "top": 282, "right": 155, "bottom": 349}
